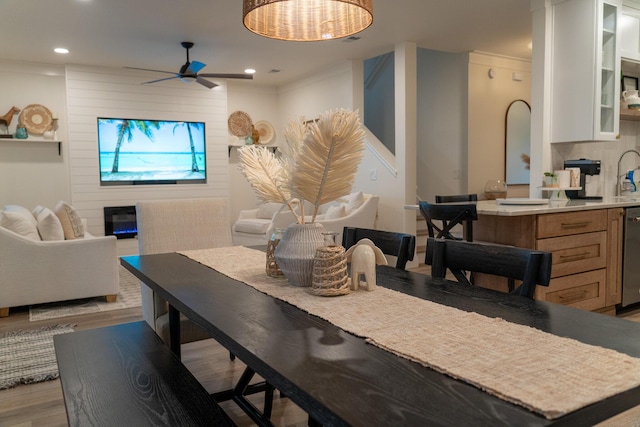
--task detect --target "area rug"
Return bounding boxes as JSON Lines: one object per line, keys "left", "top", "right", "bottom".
{"left": 0, "top": 324, "right": 75, "bottom": 390}
{"left": 29, "top": 266, "right": 141, "bottom": 322}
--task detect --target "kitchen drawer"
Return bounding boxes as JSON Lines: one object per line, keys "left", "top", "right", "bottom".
{"left": 537, "top": 209, "right": 607, "bottom": 239}
{"left": 535, "top": 269, "right": 606, "bottom": 311}
{"left": 536, "top": 231, "right": 607, "bottom": 278}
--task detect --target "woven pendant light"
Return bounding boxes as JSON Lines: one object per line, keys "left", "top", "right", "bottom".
{"left": 243, "top": 0, "right": 373, "bottom": 41}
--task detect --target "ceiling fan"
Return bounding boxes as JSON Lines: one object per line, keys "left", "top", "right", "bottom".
{"left": 125, "top": 41, "right": 253, "bottom": 89}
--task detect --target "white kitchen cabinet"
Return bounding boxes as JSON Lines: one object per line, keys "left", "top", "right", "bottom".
{"left": 551, "top": 0, "right": 621, "bottom": 143}
{"left": 621, "top": 5, "right": 640, "bottom": 61}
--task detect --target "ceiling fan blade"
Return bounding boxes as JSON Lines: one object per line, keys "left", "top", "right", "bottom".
{"left": 198, "top": 73, "right": 253, "bottom": 80}
{"left": 186, "top": 60, "right": 206, "bottom": 74}
{"left": 141, "top": 76, "right": 180, "bottom": 85}
{"left": 195, "top": 76, "right": 218, "bottom": 89}
{"left": 125, "top": 66, "right": 176, "bottom": 75}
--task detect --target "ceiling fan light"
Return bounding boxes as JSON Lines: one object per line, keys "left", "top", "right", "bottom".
{"left": 243, "top": 0, "right": 373, "bottom": 42}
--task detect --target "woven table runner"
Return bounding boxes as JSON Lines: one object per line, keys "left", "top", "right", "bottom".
{"left": 179, "top": 246, "right": 640, "bottom": 420}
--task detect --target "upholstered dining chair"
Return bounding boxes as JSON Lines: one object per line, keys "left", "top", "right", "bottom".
{"left": 425, "top": 237, "right": 552, "bottom": 299}
{"left": 136, "top": 198, "right": 233, "bottom": 345}
{"left": 342, "top": 227, "right": 416, "bottom": 269}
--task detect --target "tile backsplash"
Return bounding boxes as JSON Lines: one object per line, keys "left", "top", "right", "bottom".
{"left": 551, "top": 120, "right": 640, "bottom": 199}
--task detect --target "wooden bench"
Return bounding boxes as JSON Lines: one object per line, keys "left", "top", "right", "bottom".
{"left": 53, "top": 321, "right": 235, "bottom": 427}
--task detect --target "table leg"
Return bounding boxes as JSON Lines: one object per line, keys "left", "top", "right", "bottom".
{"left": 168, "top": 304, "right": 181, "bottom": 359}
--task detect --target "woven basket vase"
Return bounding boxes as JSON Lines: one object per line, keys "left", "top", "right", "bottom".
{"left": 274, "top": 223, "right": 326, "bottom": 287}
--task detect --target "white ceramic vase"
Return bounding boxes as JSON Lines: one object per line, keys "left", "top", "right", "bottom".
{"left": 274, "top": 222, "right": 326, "bottom": 287}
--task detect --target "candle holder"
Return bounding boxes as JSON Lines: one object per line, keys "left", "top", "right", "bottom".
{"left": 311, "top": 232, "right": 349, "bottom": 296}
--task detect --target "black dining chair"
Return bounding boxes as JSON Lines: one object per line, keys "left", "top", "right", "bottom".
{"left": 342, "top": 227, "right": 416, "bottom": 269}
{"left": 435, "top": 193, "right": 478, "bottom": 203}
{"left": 418, "top": 200, "right": 477, "bottom": 242}
{"left": 425, "top": 237, "right": 552, "bottom": 299}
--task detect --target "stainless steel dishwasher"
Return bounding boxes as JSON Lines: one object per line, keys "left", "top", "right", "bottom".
{"left": 623, "top": 206, "right": 640, "bottom": 307}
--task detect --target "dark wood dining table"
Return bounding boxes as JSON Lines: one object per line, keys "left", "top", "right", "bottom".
{"left": 120, "top": 252, "right": 640, "bottom": 427}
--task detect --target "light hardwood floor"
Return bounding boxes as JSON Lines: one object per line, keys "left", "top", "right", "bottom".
{"left": 1, "top": 289, "right": 640, "bottom": 426}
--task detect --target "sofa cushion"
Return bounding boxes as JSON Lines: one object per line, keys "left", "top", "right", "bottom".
{"left": 234, "top": 218, "right": 272, "bottom": 234}
{"left": 256, "top": 202, "right": 283, "bottom": 219}
{"left": 55, "top": 201, "right": 85, "bottom": 240}
{"left": 324, "top": 205, "right": 347, "bottom": 219}
{"left": 33, "top": 205, "right": 65, "bottom": 241}
{"left": 0, "top": 210, "right": 41, "bottom": 240}
{"left": 344, "top": 191, "right": 364, "bottom": 213}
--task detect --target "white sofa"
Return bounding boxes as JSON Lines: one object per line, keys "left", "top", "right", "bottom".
{"left": 232, "top": 192, "right": 379, "bottom": 246}
{"left": 0, "top": 203, "right": 119, "bottom": 317}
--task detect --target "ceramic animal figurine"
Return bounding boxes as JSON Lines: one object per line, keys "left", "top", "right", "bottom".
{"left": 0, "top": 106, "right": 20, "bottom": 126}
{"left": 345, "top": 238, "right": 387, "bottom": 291}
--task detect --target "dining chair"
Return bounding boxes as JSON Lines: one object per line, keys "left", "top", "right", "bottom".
{"left": 342, "top": 227, "right": 416, "bottom": 269}
{"left": 137, "top": 198, "right": 277, "bottom": 418}
{"left": 435, "top": 193, "right": 478, "bottom": 203}
{"left": 425, "top": 237, "right": 552, "bottom": 299}
{"left": 418, "top": 200, "right": 478, "bottom": 242}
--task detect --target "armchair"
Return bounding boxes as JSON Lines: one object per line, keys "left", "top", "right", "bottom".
{"left": 232, "top": 193, "right": 379, "bottom": 246}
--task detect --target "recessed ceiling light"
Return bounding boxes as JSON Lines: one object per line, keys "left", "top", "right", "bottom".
{"left": 54, "top": 48, "right": 69, "bottom": 54}
{"left": 244, "top": 68, "right": 256, "bottom": 74}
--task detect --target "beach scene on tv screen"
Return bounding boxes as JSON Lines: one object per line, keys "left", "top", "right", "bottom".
{"left": 98, "top": 118, "right": 206, "bottom": 183}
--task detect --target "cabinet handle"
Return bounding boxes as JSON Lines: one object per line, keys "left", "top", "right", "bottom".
{"left": 560, "top": 222, "right": 590, "bottom": 229}
{"left": 559, "top": 252, "right": 590, "bottom": 261}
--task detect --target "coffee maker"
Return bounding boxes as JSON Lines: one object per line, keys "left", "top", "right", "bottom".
{"left": 564, "top": 159, "right": 602, "bottom": 200}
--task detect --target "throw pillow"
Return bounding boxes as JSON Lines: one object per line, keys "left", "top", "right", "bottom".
{"left": 34, "top": 206, "right": 64, "bottom": 241}
{"left": 3, "top": 204, "right": 37, "bottom": 227}
{"left": 345, "top": 191, "right": 364, "bottom": 213}
{"left": 0, "top": 211, "right": 41, "bottom": 240}
{"left": 256, "top": 202, "right": 283, "bottom": 219}
{"left": 54, "top": 201, "right": 85, "bottom": 240}
{"left": 324, "top": 205, "right": 347, "bottom": 220}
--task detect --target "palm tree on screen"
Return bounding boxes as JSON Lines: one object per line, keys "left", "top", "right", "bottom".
{"left": 173, "top": 121, "right": 203, "bottom": 172}
{"left": 109, "top": 119, "right": 160, "bottom": 173}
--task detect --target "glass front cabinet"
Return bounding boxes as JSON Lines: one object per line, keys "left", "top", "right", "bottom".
{"left": 551, "top": 0, "right": 621, "bottom": 143}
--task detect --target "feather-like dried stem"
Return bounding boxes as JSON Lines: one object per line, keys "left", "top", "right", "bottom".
{"left": 292, "top": 109, "right": 365, "bottom": 221}
{"left": 237, "top": 146, "right": 301, "bottom": 223}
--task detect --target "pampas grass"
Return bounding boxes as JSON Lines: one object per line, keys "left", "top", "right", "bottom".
{"left": 238, "top": 108, "right": 365, "bottom": 224}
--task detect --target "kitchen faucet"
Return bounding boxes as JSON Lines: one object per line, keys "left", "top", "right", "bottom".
{"left": 616, "top": 150, "right": 640, "bottom": 197}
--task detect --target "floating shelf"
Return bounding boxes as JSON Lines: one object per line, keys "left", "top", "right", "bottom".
{"left": 228, "top": 144, "right": 278, "bottom": 156}
{"left": 0, "top": 137, "right": 62, "bottom": 155}
{"left": 621, "top": 108, "right": 640, "bottom": 121}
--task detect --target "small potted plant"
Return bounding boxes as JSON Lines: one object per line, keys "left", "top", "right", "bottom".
{"left": 544, "top": 172, "right": 558, "bottom": 188}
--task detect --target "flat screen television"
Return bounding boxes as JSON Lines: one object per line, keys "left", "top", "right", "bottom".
{"left": 97, "top": 117, "right": 206, "bottom": 185}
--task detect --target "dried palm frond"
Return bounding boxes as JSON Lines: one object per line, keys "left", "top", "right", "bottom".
{"left": 237, "top": 146, "right": 301, "bottom": 222}
{"left": 292, "top": 109, "right": 365, "bottom": 221}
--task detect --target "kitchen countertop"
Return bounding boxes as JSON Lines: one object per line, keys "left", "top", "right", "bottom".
{"left": 405, "top": 197, "right": 640, "bottom": 217}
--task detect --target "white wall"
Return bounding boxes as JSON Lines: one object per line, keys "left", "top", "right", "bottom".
{"left": 63, "top": 65, "right": 230, "bottom": 254}
{"left": 0, "top": 60, "right": 70, "bottom": 209}
{"left": 226, "top": 82, "right": 279, "bottom": 225}
{"left": 467, "top": 52, "right": 532, "bottom": 198}
{"left": 277, "top": 61, "right": 406, "bottom": 236}
{"left": 417, "top": 49, "right": 468, "bottom": 203}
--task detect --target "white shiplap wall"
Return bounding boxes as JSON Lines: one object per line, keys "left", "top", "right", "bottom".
{"left": 65, "top": 65, "right": 229, "bottom": 255}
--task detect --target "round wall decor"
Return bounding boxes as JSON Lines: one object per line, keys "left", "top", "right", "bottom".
{"left": 228, "top": 111, "right": 253, "bottom": 137}
{"left": 254, "top": 120, "right": 275, "bottom": 145}
{"left": 19, "top": 104, "right": 53, "bottom": 135}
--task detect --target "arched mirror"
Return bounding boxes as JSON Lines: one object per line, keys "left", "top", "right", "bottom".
{"left": 505, "top": 100, "right": 531, "bottom": 185}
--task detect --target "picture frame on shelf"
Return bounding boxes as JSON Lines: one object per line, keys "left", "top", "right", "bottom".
{"left": 623, "top": 75, "right": 638, "bottom": 92}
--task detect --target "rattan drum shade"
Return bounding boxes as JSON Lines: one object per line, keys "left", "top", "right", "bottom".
{"left": 243, "top": 0, "right": 373, "bottom": 42}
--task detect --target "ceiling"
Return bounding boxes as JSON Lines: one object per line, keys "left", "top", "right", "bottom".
{"left": 2, "top": 0, "right": 532, "bottom": 87}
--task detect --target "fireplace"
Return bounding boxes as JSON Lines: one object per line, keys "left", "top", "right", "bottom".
{"left": 104, "top": 206, "right": 137, "bottom": 239}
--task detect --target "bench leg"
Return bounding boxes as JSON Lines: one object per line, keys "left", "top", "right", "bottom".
{"left": 0, "top": 307, "right": 8, "bottom": 317}
{"left": 105, "top": 294, "right": 117, "bottom": 303}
